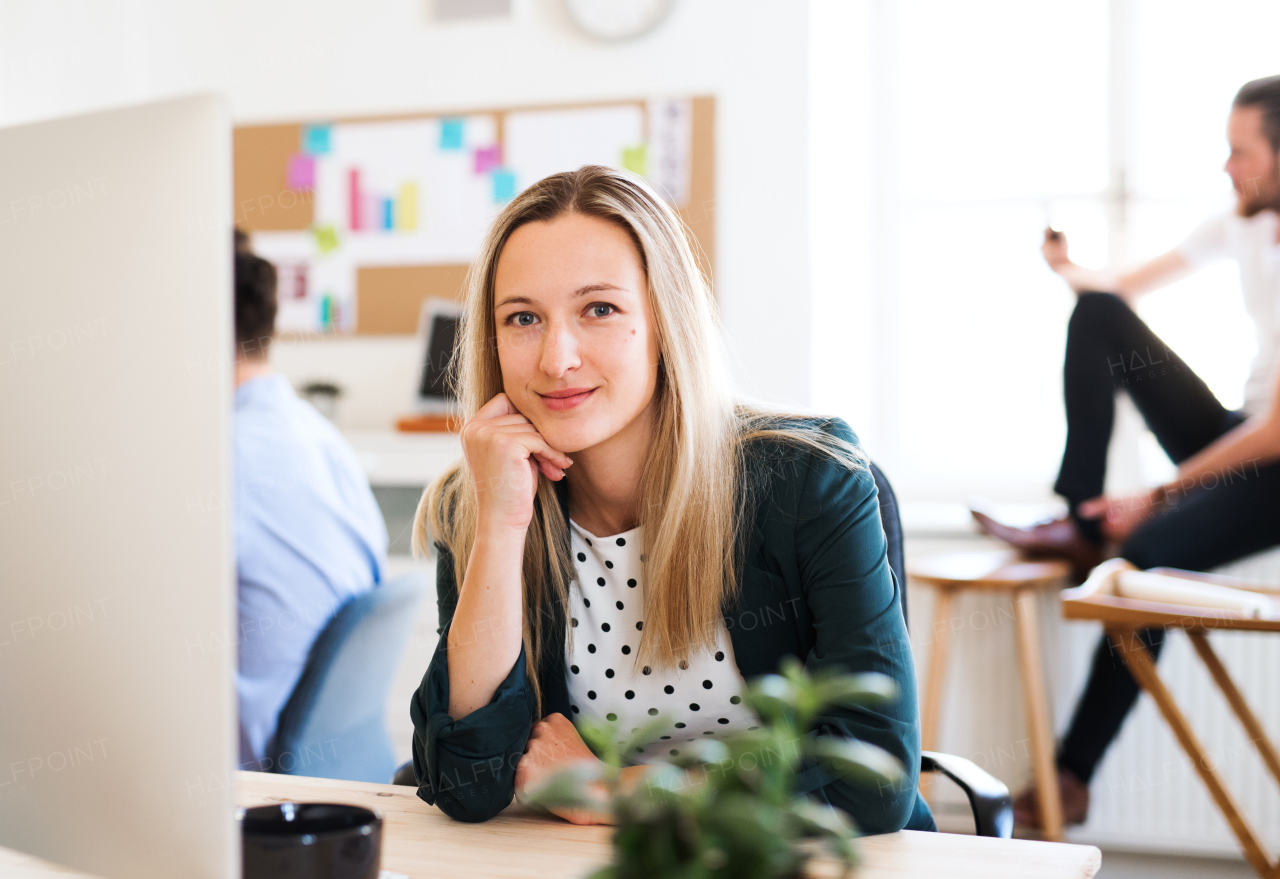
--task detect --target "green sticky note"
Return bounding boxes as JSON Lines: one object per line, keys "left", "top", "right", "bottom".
{"left": 311, "top": 224, "right": 339, "bottom": 254}
{"left": 621, "top": 143, "right": 647, "bottom": 176}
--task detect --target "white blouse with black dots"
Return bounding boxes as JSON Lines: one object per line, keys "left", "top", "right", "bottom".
{"left": 564, "top": 519, "right": 758, "bottom": 763}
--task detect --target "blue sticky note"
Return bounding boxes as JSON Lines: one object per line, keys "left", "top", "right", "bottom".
{"left": 301, "top": 124, "right": 332, "bottom": 155}
{"left": 492, "top": 168, "right": 516, "bottom": 203}
{"left": 440, "top": 118, "right": 464, "bottom": 151}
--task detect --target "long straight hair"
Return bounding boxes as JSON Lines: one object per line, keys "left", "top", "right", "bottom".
{"left": 414, "top": 166, "right": 863, "bottom": 714}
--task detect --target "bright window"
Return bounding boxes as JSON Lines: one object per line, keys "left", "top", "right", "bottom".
{"left": 814, "top": 0, "right": 1275, "bottom": 500}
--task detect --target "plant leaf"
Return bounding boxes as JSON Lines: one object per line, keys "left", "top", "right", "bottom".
{"left": 810, "top": 737, "right": 905, "bottom": 789}
{"left": 789, "top": 797, "right": 856, "bottom": 840}
{"left": 521, "top": 762, "right": 610, "bottom": 813}
{"left": 812, "top": 672, "right": 897, "bottom": 709}
{"left": 620, "top": 713, "right": 672, "bottom": 754}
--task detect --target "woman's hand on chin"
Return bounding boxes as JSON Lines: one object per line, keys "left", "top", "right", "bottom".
{"left": 461, "top": 393, "right": 574, "bottom": 533}
{"left": 514, "top": 712, "right": 614, "bottom": 825}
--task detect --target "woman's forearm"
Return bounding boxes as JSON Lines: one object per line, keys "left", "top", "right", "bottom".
{"left": 446, "top": 523, "right": 529, "bottom": 720}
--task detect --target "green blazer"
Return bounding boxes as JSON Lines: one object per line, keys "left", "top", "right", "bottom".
{"left": 409, "top": 419, "right": 935, "bottom": 833}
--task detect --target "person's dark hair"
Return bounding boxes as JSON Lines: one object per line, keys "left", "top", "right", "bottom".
{"left": 235, "top": 247, "right": 277, "bottom": 359}
{"left": 1234, "top": 75, "right": 1280, "bottom": 153}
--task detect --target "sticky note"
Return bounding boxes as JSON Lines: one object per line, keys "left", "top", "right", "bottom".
{"left": 473, "top": 143, "right": 501, "bottom": 175}
{"left": 311, "top": 224, "right": 340, "bottom": 254}
{"left": 440, "top": 118, "right": 464, "bottom": 150}
{"left": 621, "top": 143, "right": 647, "bottom": 176}
{"left": 492, "top": 168, "right": 516, "bottom": 203}
{"left": 363, "top": 193, "right": 380, "bottom": 231}
{"left": 348, "top": 169, "right": 363, "bottom": 231}
{"left": 286, "top": 153, "right": 315, "bottom": 190}
{"left": 301, "top": 124, "right": 332, "bottom": 155}
{"left": 397, "top": 182, "right": 419, "bottom": 231}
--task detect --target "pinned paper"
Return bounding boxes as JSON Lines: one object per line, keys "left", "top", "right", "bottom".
{"left": 621, "top": 143, "right": 647, "bottom": 176}
{"left": 301, "top": 124, "right": 332, "bottom": 155}
{"left": 492, "top": 168, "right": 516, "bottom": 203}
{"left": 473, "top": 143, "right": 501, "bottom": 175}
{"left": 286, "top": 153, "right": 315, "bottom": 190}
{"left": 311, "top": 224, "right": 340, "bottom": 254}
{"left": 397, "top": 182, "right": 419, "bottom": 230}
{"left": 440, "top": 118, "right": 464, "bottom": 150}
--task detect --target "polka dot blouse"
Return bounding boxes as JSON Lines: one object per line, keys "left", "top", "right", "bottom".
{"left": 564, "top": 519, "right": 758, "bottom": 762}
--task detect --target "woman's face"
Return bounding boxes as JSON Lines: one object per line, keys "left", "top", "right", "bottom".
{"left": 493, "top": 211, "right": 661, "bottom": 455}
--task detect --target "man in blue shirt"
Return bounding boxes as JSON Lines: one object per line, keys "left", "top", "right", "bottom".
{"left": 232, "top": 236, "right": 388, "bottom": 770}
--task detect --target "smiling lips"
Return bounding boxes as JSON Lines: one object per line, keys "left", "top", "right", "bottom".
{"left": 538, "top": 387, "right": 596, "bottom": 411}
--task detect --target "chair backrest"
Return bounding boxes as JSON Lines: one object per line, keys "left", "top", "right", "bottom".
{"left": 269, "top": 571, "right": 427, "bottom": 782}
{"left": 869, "top": 461, "right": 908, "bottom": 628}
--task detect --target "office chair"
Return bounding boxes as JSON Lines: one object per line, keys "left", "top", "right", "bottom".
{"left": 869, "top": 461, "right": 1014, "bottom": 838}
{"left": 393, "top": 465, "right": 1012, "bottom": 837}
{"left": 270, "top": 571, "right": 427, "bottom": 784}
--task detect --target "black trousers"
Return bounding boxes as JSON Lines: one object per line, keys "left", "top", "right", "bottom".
{"left": 1052, "top": 293, "right": 1280, "bottom": 784}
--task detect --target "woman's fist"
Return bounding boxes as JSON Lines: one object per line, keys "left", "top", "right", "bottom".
{"left": 515, "top": 713, "right": 611, "bottom": 825}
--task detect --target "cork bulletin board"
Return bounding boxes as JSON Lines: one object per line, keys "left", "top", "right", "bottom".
{"left": 233, "top": 96, "right": 715, "bottom": 336}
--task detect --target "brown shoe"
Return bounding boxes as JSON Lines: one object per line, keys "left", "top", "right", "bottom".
{"left": 1013, "top": 768, "right": 1091, "bottom": 829}
{"left": 970, "top": 510, "right": 1104, "bottom": 583}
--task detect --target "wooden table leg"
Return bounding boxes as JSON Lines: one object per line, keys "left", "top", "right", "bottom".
{"left": 1014, "top": 587, "right": 1063, "bottom": 842}
{"left": 1107, "top": 628, "right": 1276, "bottom": 879}
{"left": 1187, "top": 631, "right": 1280, "bottom": 790}
{"left": 920, "top": 586, "right": 954, "bottom": 800}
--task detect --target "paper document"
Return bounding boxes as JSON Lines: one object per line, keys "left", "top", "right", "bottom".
{"left": 1116, "top": 570, "right": 1272, "bottom": 618}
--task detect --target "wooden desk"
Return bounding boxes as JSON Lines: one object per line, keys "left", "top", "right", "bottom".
{"left": 1063, "top": 559, "right": 1280, "bottom": 879}
{"left": 0, "top": 772, "right": 1101, "bottom": 878}
{"left": 236, "top": 772, "right": 1099, "bottom": 879}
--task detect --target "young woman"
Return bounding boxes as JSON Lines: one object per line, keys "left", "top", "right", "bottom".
{"left": 408, "top": 166, "right": 933, "bottom": 834}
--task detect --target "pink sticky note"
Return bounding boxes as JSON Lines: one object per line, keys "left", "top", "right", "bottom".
{"left": 473, "top": 144, "right": 501, "bottom": 175}
{"left": 287, "top": 153, "right": 315, "bottom": 190}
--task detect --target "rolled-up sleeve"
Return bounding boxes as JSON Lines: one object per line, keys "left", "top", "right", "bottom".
{"left": 408, "top": 542, "right": 536, "bottom": 822}
{"left": 789, "top": 421, "right": 925, "bottom": 834}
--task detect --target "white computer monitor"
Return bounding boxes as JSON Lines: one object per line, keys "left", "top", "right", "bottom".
{"left": 0, "top": 96, "right": 237, "bottom": 878}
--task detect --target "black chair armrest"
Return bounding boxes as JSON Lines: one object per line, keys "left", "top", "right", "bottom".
{"left": 921, "top": 751, "right": 1013, "bottom": 838}
{"left": 391, "top": 760, "right": 417, "bottom": 787}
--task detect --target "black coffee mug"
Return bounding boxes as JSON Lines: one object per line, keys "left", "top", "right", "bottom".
{"left": 240, "top": 802, "right": 382, "bottom": 879}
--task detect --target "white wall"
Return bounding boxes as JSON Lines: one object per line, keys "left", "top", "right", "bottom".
{"left": 1, "top": 0, "right": 820, "bottom": 429}
{"left": 809, "top": 0, "right": 876, "bottom": 451}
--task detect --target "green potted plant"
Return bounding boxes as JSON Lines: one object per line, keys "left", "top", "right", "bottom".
{"left": 527, "top": 657, "right": 905, "bottom": 879}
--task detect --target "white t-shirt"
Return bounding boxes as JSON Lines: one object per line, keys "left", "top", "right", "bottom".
{"left": 563, "top": 520, "right": 758, "bottom": 763}
{"left": 1176, "top": 208, "right": 1280, "bottom": 415}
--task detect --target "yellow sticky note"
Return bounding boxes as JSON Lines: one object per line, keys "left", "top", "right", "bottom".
{"left": 622, "top": 143, "right": 647, "bottom": 176}
{"left": 397, "top": 182, "right": 419, "bottom": 231}
{"left": 312, "top": 224, "right": 340, "bottom": 254}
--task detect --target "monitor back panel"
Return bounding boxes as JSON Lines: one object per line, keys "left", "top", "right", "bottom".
{"left": 0, "top": 96, "right": 237, "bottom": 879}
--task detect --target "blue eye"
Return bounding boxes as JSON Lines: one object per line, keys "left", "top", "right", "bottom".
{"left": 511, "top": 312, "right": 537, "bottom": 327}
{"left": 590, "top": 304, "right": 615, "bottom": 318}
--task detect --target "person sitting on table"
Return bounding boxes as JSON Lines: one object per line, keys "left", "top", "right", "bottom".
{"left": 972, "top": 76, "right": 1280, "bottom": 829}
{"left": 407, "top": 166, "right": 934, "bottom": 833}
{"left": 233, "top": 232, "right": 389, "bottom": 771}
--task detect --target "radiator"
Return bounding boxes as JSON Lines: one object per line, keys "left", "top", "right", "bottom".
{"left": 908, "top": 538, "right": 1280, "bottom": 858}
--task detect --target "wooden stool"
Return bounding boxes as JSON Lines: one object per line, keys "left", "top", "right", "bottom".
{"left": 908, "top": 550, "right": 1071, "bottom": 841}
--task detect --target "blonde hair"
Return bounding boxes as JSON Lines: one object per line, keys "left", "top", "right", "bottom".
{"left": 414, "top": 166, "right": 863, "bottom": 714}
